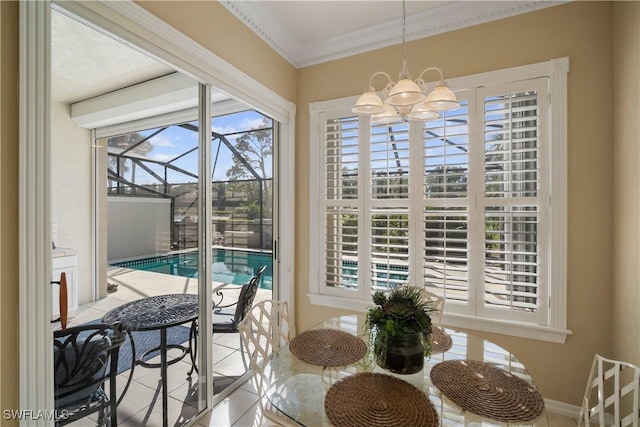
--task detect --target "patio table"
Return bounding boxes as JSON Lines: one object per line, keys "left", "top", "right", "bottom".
{"left": 102, "top": 293, "right": 198, "bottom": 427}
{"left": 264, "top": 314, "right": 548, "bottom": 426}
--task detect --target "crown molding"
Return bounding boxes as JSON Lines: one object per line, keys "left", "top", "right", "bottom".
{"left": 221, "top": 1, "right": 569, "bottom": 69}
{"left": 221, "top": 0, "right": 301, "bottom": 66}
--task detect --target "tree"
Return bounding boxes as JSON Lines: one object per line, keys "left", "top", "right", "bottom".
{"left": 107, "top": 132, "right": 154, "bottom": 193}
{"left": 225, "top": 118, "right": 273, "bottom": 181}
{"left": 225, "top": 118, "right": 274, "bottom": 219}
{"left": 107, "top": 132, "right": 153, "bottom": 166}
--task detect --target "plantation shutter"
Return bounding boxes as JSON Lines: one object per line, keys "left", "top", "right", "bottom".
{"left": 422, "top": 100, "right": 471, "bottom": 305}
{"left": 369, "top": 123, "right": 411, "bottom": 291}
{"left": 478, "top": 79, "right": 548, "bottom": 323}
{"left": 324, "top": 115, "right": 360, "bottom": 291}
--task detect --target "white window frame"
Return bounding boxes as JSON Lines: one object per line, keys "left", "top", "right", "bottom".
{"left": 309, "top": 58, "right": 570, "bottom": 343}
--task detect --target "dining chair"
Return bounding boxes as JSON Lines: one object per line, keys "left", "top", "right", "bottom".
{"left": 421, "top": 288, "right": 446, "bottom": 326}
{"left": 53, "top": 322, "right": 125, "bottom": 427}
{"left": 578, "top": 353, "right": 640, "bottom": 427}
{"left": 237, "top": 300, "right": 298, "bottom": 427}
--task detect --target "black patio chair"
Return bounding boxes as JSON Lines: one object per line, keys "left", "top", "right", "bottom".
{"left": 212, "top": 265, "right": 268, "bottom": 333}
{"left": 187, "top": 265, "right": 268, "bottom": 376}
{"left": 53, "top": 322, "right": 125, "bottom": 427}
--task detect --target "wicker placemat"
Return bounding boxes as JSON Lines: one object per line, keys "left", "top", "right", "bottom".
{"left": 325, "top": 372, "right": 439, "bottom": 427}
{"left": 289, "top": 329, "right": 367, "bottom": 367}
{"left": 430, "top": 359, "right": 545, "bottom": 422}
{"left": 430, "top": 326, "right": 452, "bottom": 354}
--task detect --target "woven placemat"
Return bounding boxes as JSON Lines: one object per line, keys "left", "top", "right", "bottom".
{"left": 289, "top": 329, "right": 367, "bottom": 367}
{"left": 430, "top": 359, "right": 545, "bottom": 422}
{"left": 325, "top": 372, "right": 438, "bottom": 427}
{"left": 430, "top": 326, "right": 452, "bottom": 354}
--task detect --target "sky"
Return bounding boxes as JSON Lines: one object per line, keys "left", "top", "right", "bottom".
{"left": 112, "top": 110, "right": 273, "bottom": 185}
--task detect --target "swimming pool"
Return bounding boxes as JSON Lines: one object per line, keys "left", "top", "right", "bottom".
{"left": 111, "top": 249, "right": 273, "bottom": 289}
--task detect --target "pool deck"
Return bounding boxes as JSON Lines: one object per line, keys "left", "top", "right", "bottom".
{"left": 59, "top": 266, "right": 271, "bottom": 426}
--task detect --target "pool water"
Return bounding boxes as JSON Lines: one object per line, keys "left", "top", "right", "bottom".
{"left": 111, "top": 249, "right": 273, "bottom": 289}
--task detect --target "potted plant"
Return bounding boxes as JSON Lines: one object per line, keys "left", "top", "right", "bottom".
{"left": 365, "top": 285, "right": 435, "bottom": 374}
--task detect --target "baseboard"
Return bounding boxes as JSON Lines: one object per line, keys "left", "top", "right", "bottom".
{"left": 545, "top": 398, "right": 581, "bottom": 419}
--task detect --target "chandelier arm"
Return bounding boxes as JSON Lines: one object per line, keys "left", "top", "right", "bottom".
{"left": 367, "top": 71, "right": 394, "bottom": 91}
{"left": 416, "top": 67, "right": 445, "bottom": 84}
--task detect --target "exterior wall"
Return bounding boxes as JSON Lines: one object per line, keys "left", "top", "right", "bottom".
{"left": 295, "top": 1, "right": 616, "bottom": 406}
{"left": 51, "top": 101, "right": 93, "bottom": 304}
{"left": 612, "top": 1, "right": 640, "bottom": 367}
{"left": 107, "top": 197, "right": 172, "bottom": 261}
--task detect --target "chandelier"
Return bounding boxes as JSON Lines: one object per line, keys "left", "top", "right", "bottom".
{"left": 351, "top": 0, "right": 459, "bottom": 124}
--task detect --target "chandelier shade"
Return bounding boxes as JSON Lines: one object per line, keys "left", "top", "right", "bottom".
{"left": 423, "top": 82, "right": 460, "bottom": 111}
{"left": 352, "top": 90, "right": 386, "bottom": 114}
{"left": 351, "top": 0, "right": 459, "bottom": 122}
{"left": 372, "top": 105, "right": 402, "bottom": 124}
{"left": 386, "top": 79, "right": 425, "bottom": 107}
{"left": 407, "top": 103, "right": 440, "bottom": 121}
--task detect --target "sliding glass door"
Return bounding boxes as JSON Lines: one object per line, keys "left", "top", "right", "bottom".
{"left": 20, "top": 2, "right": 293, "bottom": 421}
{"left": 50, "top": 9, "right": 211, "bottom": 425}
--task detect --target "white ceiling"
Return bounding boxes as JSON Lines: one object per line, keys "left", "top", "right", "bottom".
{"left": 51, "top": 10, "right": 174, "bottom": 104}
{"left": 52, "top": 1, "right": 567, "bottom": 104}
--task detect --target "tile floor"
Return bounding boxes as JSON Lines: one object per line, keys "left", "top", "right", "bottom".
{"left": 63, "top": 320, "right": 249, "bottom": 426}
{"left": 59, "top": 267, "right": 268, "bottom": 427}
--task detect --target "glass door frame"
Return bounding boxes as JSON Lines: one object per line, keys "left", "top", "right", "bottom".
{"left": 19, "top": 0, "right": 296, "bottom": 421}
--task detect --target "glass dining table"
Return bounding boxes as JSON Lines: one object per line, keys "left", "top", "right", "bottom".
{"left": 263, "top": 314, "right": 548, "bottom": 426}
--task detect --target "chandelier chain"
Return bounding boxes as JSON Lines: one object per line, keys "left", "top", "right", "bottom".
{"left": 401, "top": 0, "right": 407, "bottom": 77}
{"left": 402, "top": 0, "right": 406, "bottom": 64}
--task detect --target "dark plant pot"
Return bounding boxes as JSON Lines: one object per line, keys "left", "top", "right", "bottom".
{"left": 376, "top": 332, "right": 424, "bottom": 375}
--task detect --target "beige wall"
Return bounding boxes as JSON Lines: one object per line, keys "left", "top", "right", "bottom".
{"left": 1, "top": 0, "right": 637, "bottom": 413}
{"left": 612, "top": 1, "right": 640, "bottom": 366}
{"left": 0, "top": 0, "right": 19, "bottom": 422}
{"left": 295, "top": 1, "right": 616, "bottom": 405}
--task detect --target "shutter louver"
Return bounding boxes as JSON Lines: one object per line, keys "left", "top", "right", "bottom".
{"left": 325, "top": 117, "right": 358, "bottom": 200}
{"left": 324, "top": 115, "right": 360, "bottom": 291}
{"left": 325, "top": 207, "right": 358, "bottom": 289}
{"left": 484, "top": 206, "right": 539, "bottom": 312}
{"left": 370, "top": 209, "right": 410, "bottom": 290}
{"left": 485, "top": 92, "right": 539, "bottom": 198}
{"left": 371, "top": 123, "right": 410, "bottom": 199}
{"left": 424, "top": 103, "right": 469, "bottom": 198}
{"left": 483, "top": 89, "right": 541, "bottom": 315}
{"left": 424, "top": 208, "right": 469, "bottom": 302}
{"left": 422, "top": 103, "right": 470, "bottom": 303}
